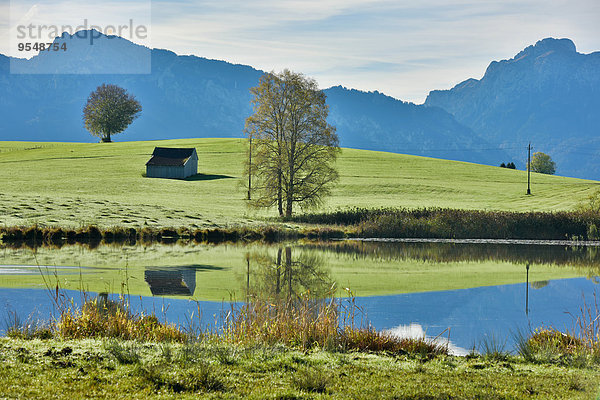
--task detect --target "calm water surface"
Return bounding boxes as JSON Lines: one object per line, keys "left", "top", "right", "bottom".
{"left": 1, "top": 240, "right": 598, "bottom": 353}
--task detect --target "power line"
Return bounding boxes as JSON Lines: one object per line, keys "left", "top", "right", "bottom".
{"left": 392, "top": 146, "right": 526, "bottom": 152}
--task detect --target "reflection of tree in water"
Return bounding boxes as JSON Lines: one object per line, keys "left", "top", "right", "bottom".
{"left": 244, "top": 247, "right": 334, "bottom": 301}
{"left": 530, "top": 280, "right": 549, "bottom": 289}
{"left": 301, "top": 241, "right": 600, "bottom": 273}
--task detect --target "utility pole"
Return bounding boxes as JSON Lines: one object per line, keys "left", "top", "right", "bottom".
{"left": 525, "top": 263, "right": 530, "bottom": 316}
{"left": 526, "top": 142, "right": 531, "bottom": 195}
{"left": 246, "top": 253, "right": 250, "bottom": 301}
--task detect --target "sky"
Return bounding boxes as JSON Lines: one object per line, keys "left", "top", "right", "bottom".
{"left": 1, "top": 0, "right": 599, "bottom": 103}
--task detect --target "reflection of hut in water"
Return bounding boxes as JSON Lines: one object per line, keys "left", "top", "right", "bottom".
{"left": 145, "top": 267, "right": 196, "bottom": 296}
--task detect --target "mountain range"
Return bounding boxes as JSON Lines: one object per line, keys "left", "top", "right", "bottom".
{"left": 1, "top": 32, "right": 598, "bottom": 178}
{"left": 426, "top": 38, "right": 600, "bottom": 179}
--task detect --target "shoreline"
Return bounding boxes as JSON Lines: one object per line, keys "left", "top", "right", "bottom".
{"left": 3, "top": 205, "right": 600, "bottom": 248}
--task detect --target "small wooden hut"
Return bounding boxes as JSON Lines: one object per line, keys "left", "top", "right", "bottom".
{"left": 146, "top": 147, "right": 198, "bottom": 179}
{"left": 144, "top": 267, "right": 196, "bottom": 296}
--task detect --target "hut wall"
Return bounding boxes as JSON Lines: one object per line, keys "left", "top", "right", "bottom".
{"left": 184, "top": 153, "right": 198, "bottom": 177}
{"left": 146, "top": 165, "right": 185, "bottom": 179}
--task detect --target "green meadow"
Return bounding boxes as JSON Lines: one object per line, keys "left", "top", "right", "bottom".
{"left": 2, "top": 338, "right": 599, "bottom": 400}
{"left": 0, "top": 138, "right": 597, "bottom": 229}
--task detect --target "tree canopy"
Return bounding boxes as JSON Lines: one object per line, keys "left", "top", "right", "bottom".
{"left": 529, "top": 152, "right": 556, "bottom": 175}
{"left": 244, "top": 70, "right": 340, "bottom": 217}
{"left": 83, "top": 84, "right": 142, "bottom": 142}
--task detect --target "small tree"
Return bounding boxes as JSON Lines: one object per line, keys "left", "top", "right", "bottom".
{"left": 245, "top": 70, "right": 340, "bottom": 217}
{"left": 528, "top": 152, "right": 556, "bottom": 175}
{"left": 83, "top": 84, "right": 142, "bottom": 142}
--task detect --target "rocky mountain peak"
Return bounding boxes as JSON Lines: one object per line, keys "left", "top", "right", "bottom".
{"left": 514, "top": 37, "right": 576, "bottom": 60}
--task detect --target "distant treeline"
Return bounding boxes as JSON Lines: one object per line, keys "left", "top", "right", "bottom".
{"left": 286, "top": 208, "right": 600, "bottom": 241}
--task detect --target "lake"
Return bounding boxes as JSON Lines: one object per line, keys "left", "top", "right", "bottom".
{"left": 1, "top": 239, "right": 598, "bottom": 354}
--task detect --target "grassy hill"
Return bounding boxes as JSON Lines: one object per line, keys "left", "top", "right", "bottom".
{"left": 0, "top": 138, "right": 597, "bottom": 228}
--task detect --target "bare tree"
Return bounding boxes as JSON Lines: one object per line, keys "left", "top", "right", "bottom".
{"left": 244, "top": 70, "right": 339, "bottom": 217}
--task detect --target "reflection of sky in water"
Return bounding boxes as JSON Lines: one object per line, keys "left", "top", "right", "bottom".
{"left": 357, "top": 277, "right": 598, "bottom": 351}
{"left": 0, "top": 265, "right": 83, "bottom": 275}
{"left": 1, "top": 277, "right": 598, "bottom": 353}
{"left": 0, "top": 288, "right": 232, "bottom": 335}
{"left": 384, "top": 323, "right": 470, "bottom": 356}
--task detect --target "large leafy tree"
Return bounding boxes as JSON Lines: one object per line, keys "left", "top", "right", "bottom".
{"left": 83, "top": 84, "right": 142, "bottom": 142}
{"left": 529, "top": 152, "right": 556, "bottom": 175}
{"left": 245, "top": 70, "right": 339, "bottom": 217}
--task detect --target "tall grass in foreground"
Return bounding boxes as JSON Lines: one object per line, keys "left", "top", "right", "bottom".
{"left": 509, "top": 292, "right": 600, "bottom": 366}
{"left": 8, "top": 285, "right": 600, "bottom": 363}
{"left": 569, "top": 292, "right": 600, "bottom": 352}
{"left": 57, "top": 296, "right": 186, "bottom": 342}
{"left": 7, "top": 289, "right": 447, "bottom": 357}
{"left": 222, "top": 294, "right": 447, "bottom": 355}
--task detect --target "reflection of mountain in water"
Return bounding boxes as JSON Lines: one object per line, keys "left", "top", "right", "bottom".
{"left": 145, "top": 267, "right": 196, "bottom": 296}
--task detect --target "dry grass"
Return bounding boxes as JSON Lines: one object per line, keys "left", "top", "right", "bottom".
{"left": 568, "top": 291, "right": 600, "bottom": 354}
{"left": 528, "top": 329, "right": 584, "bottom": 355}
{"left": 222, "top": 294, "right": 448, "bottom": 356}
{"left": 40, "top": 290, "right": 449, "bottom": 357}
{"left": 56, "top": 297, "right": 186, "bottom": 342}
{"left": 341, "top": 326, "right": 447, "bottom": 356}
{"left": 224, "top": 295, "right": 340, "bottom": 349}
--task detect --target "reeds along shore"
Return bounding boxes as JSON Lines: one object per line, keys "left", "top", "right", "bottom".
{"left": 0, "top": 225, "right": 315, "bottom": 248}
{"left": 286, "top": 207, "right": 600, "bottom": 240}
{"left": 2, "top": 207, "right": 600, "bottom": 248}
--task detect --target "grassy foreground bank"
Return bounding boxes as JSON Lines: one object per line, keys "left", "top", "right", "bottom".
{"left": 1, "top": 338, "right": 599, "bottom": 399}
{"left": 3, "top": 289, "right": 600, "bottom": 399}
{"left": 0, "top": 139, "right": 598, "bottom": 229}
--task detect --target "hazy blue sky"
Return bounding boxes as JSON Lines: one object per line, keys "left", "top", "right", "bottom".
{"left": 2, "top": 0, "right": 599, "bottom": 102}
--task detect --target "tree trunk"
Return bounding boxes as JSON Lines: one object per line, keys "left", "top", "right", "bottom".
{"left": 277, "top": 172, "right": 283, "bottom": 216}
{"left": 276, "top": 248, "right": 282, "bottom": 295}
{"left": 102, "top": 133, "right": 112, "bottom": 143}
{"left": 246, "top": 254, "right": 250, "bottom": 299}
{"left": 285, "top": 159, "right": 294, "bottom": 217}
{"left": 285, "top": 247, "right": 292, "bottom": 299}
{"left": 285, "top": 197, "right": 293, "bottom": 217}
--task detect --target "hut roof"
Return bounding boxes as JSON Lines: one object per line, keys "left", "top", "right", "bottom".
{"left": 146, "top": 147, "right": 196, "bottom": 166}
